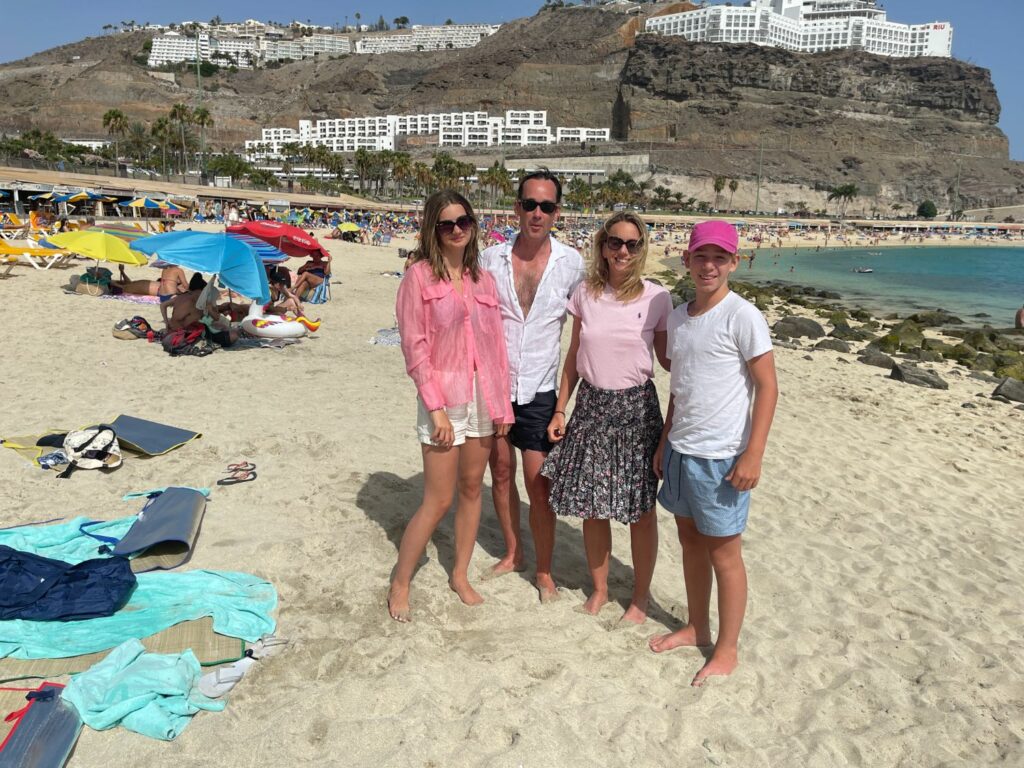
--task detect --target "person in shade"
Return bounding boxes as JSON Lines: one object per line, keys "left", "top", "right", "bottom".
{"left": 389, "top": 190, "right": 514, "bottom": 622}
{"left": 541, "top": 211, "right": 672, "bottom": 623}
{"left": 479, "top": 169, "right": 584, "bottom": 602}
{"left": 650, "top": 220, "right": 779, "bottom": 687}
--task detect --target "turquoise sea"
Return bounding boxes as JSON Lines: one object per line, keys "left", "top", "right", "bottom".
{"left": 737, "top": 246, "right": 1024, "bottom": 326}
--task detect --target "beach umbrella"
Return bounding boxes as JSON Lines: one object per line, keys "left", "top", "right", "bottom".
{"left": 130, "top": 231, "right": 270, "bottom": 302}
{"left": 46, "top": 231, "right": 148, "bottom": 266}
{"left": 225, "top": 233, "right": 289, "bottom": 264}
{"left": 227, "top": 220, "right": 329, "bottom": 259}
{"left": 54, "top": 191, "right": 115, "bottom": 203}
{"left": 337, "top": 222, "right": 360, "bottom": 233}
{"left": 83, "top": 222, "right": 150, "bottom": 243}
{"left": 120, "top": 197, "right": 172, "bottom": 209}
{"left": 0, "top": 191, "right": 9, "bottom": 197}
{"left": 29, "top": 191, "right": 58, "bottom": 200}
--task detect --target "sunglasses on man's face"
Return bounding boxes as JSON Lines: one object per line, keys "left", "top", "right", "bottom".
{"left": 604, "top": 236, "right": 644, "bottom": 254}
{"left": 518, "top": 198, "right": 558, "bottom": 214}
{"left": 435, "top": 215, "right": 475, "bottom": 235}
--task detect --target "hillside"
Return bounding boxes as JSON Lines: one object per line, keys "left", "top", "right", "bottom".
{"left": 1, "top": 6, "right": 1021, "bottom": 208}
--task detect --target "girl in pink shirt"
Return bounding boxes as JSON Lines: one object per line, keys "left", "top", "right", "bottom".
{"left": 542, "top": 212, "right": 672, "bottom": 623}
{"left": 390, "top": 190, "right": 514, "bottom": 622}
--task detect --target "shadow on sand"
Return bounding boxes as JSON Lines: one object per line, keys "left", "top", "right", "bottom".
{"left": 356, "top": 470, "right": 678, "bottom": 626}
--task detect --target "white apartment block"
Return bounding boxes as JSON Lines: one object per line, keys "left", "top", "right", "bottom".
{"left": 645, "top": 0, "right": 952, "bottom": 58}
{"left": 556, "top": 127, "right": 612, "bottom": 143}
{"left": 148, "top": 31, "right": 257, "bottom": 68}
{"left": 244, "top": 109, "right": 609, "bottom": 160}
{"left": 355, "top": 24, "right": 500, "bottom": 54}
{"left": 262, "top": 34, "right": 351, "bottom": 62}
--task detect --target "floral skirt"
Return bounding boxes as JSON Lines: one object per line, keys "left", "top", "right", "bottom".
{"left": 541, "top": 379, "right": 663, "bottom": 524}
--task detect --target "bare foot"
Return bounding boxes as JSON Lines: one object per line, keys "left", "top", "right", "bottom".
{"left": 583, "top": 590, "right": 608, "bottom": 615}
{"left": 387, "top": 585, "right": 411, "bottom": 623}
{"left": 449, "top": 579, "right": 485, "bottom": 606}
{"left": 648, "top": 625, "right": 712, "bottom": 654}
{"left": 536, "top": 573, "right": 560, "bottom": 603}
{"left": 692, "top": 649, "right": 738, "bottom": 687}
{"left": 481, "top": 556, "right": 526, "bottom": 581}
{"left": 620, "top": 601, "right": 648, "bottom": 625}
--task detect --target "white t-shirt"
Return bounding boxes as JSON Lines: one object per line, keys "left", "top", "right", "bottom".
{"left": 666, "top": 291, "right": 772, "bottom": 459}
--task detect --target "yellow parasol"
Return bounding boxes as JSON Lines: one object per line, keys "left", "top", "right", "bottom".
{"left": 46, "top": 231, "right": 148, "bottom": 266}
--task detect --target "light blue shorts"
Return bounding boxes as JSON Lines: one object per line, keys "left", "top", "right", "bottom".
{"left": 657, "top": 448, "right": 750, "bottom": 537}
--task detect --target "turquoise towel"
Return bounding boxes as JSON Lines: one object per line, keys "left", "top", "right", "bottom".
{"left": 0, "top": 570, "right": 277, "bottom": 659}
{"left": 0, "top": 516, "right": 136, "bottom": 564}
{"left": 62, "top": 638, "right": 225, "bottom": 740}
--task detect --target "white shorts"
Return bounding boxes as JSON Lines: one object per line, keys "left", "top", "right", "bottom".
{"left": 416, "top": 376, "right": 494, "bottom": 446}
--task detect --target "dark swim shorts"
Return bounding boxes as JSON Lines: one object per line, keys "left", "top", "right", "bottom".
{"left": 509, "top": 390, "right": 556, "bottom": 453}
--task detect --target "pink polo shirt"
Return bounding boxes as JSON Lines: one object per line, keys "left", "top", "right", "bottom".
{"left": 569, "top": 280, "right": 672, "bottom": 391}
{"left": 396, "top": 260, "right": 514, "bottom": 424}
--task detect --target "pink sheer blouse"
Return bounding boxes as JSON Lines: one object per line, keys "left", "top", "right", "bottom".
{"left": 395, "top": 260, "right": 514, "bottom": 424}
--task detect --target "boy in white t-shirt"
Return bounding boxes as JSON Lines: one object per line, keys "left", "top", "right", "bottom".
{"left": 650, "top": 220, "right": 778, "bottom": 687}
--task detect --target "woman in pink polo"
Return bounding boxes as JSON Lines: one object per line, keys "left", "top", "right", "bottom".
{"left": 542, "top": 211, "right": 672, "bottom": 624}
{"left": 390, "top": 190, "right": 514, "bottom": 622}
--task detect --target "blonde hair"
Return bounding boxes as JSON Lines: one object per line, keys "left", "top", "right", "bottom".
{"left": 409, "top": 189, "right": 481, "bottom": 283}
{"left": 586, "top": 211, "right": 649, "bottom": 303}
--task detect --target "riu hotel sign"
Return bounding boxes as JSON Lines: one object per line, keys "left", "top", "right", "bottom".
{"left": 933, "top": 24, "right": 947, "bottom": 29}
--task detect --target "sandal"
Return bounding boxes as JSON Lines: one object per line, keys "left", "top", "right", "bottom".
{"left": 226, "top": 461, "right": 256, "bottom": 472}
{"left": 217, "top": 469, "right": 257, "bottom": 486}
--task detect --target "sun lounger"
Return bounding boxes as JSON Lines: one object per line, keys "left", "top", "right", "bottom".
{"left": 0, "top": 240, "right": 73, "bottom": 270}
{"left": 1, "top": 256, "right": 16, "bottom": 279}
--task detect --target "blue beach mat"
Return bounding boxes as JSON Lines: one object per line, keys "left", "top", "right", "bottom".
{"left": 0, "top": 682, "right": 82, "bottom": 767}
{"left": 108, "top": 415, "right": 201, "bottom": 457}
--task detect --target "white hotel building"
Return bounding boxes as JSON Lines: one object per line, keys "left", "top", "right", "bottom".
{"left": 244, "top": 110, "right": 610, "bottom": 158}
{"left": 645, "top": 0, "right": 953, "bottom": 58}
{"left": 148, "top": 32, "right": 258, "bottom": 68}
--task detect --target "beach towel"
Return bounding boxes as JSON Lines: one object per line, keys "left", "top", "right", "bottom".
{"left": 0, "top": 517, "right": 136, "bottom": 565}
{"left": 62, "top": 639, "right": 225, "bottom": 741}
{"left": 0, "top": 570, "right": 276, "bottom": 660}
{"left": 0, "top": 682, "right": 81, "bottom": 767}
{"left": 0, "top": 546, "right": 135, "bottom": 622}
{"left": 112, "top": 488, "right": 205, "bottom": 573}
{"left": 0, "top": 617, "right": 245, "bottom": 684}
{"left": 108, "top": 415, "right": 200, "bottom": 457}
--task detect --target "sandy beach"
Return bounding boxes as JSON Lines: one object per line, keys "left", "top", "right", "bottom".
{"left": 1, "top": 229, "right": 1022, "bottom": 767}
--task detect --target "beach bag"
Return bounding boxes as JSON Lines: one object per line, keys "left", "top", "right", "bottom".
{"left": 112, "top": 316, "right": 153, "bottom": 340}
{"left": 57, "top": 425, "right": 122, "bottom": 479}
{"left": 161, "top": 326, "right": 204, "bottom": 355}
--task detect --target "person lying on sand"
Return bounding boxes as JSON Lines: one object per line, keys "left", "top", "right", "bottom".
{"left": 115, "top": 264, "right": 189, "bottom": 301}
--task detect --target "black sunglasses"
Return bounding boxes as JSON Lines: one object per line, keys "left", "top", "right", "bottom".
{"left": 435, "top": 214, "right": 475, "bottom": 235}
{"left": 518, "top": 198, "right": 558, "bottom": 214}
{"left": 604, "top": 236, "right": 644, "bottom": 254}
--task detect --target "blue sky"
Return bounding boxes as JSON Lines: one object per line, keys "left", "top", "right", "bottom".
{"left": 1, "top": 0, "right": 1021, "bottom": 159}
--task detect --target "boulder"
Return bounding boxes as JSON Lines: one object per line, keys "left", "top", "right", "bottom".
{"left": 890, "top": 363, "right": 949, "bottom": 390}
{"left": 906, "top": 348, "right": 944, "bottom": 363}
{"left": 970, "top": 354, "right": 997, "bottom": 372}
{"left": 922, "top": 338, "right": 956, "bottom": 355}
{"left": 890, "top": 320, "right": 925, "bottom": 349}
{"left": 908, "top": 310, "right": 964, "bottom": 326}
{"left": 992, "top": 377, "right": 1024, "bottom": 403}
{"left": 859, "top": 351, "right": 895, "bottom": 368}
{"left": 815, "top": 339, "right": 851, "bottom": 353}
{"left": 944, "top": 343, "right": 978, "bottom": 364}
{"left": 995, "top": 361, "right": 1024, "bottom": 381}
{"left": 773, "top": 316, "right": 825, "bottom": 339}
{"left": 867, "top": 333, "right": 901, "bottom": 355}
{"left": 963, "top": 330, "right": 1001, "bottom": 354}
{"left": 850, "top": 308, "right": 873, "bottom": 322}
{"left": 830, "top": 323, "right": 875, "bottom": 342}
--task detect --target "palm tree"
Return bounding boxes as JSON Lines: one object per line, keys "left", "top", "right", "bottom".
{"left": 391, "top": 152, "right": 413, "bottom": 198}
{"left": 124, "top": 121, "right": 151, "bottom": 167}
{"left": 412, "top": 162, "right": 434, "bottom": 197}
{"left": 827, "top": 183, "right": 859, "bottom": 220}
{"left": 353, "top": 148, "right": 373, "bottom": 195}
{"left": 192, "top": 106, "right": 213, "bottom": 175}
{"left": 713, "top": 175, "right": 726, "bottom": 211}
{"left": 151, "top": 118, "right": 172, "bottom": 178}
{"left": 102, "top": 109, "right": 129, "bottom": 177}
{"left": 168, "top": 103, "right": 192, "bottom": 174}
{"left": 728, "top": 179, "right": 739, "bottom": 212}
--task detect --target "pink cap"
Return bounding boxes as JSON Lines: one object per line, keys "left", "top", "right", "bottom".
{"left": 688, "top": 220, "right": 739, "bottom": 254}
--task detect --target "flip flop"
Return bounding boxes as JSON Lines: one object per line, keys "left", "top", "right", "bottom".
{"left": 226, "top": 462, "right": 256, "bottom": 472}
{"left": 246, "top": 634, "right": 289, "bottom": 660}
{"left": 217, "top": 469, "right": 257, "bottom": 486}
{"left": 198, "top": 657, "right": 256, "bottom": 699}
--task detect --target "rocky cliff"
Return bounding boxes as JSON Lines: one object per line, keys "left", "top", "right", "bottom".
{"left": 1, "top": 6, "right": 1020, "bottom": 206}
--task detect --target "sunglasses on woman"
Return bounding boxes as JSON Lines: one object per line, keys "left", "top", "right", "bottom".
{"left": 435, "top": 215, "right": 475, "bottom": 235}
{"left": 518, "top": 198, "right": 558, "bottom": 214}
{"left": 603, "top": 236, "right": 644, "bottom": 254}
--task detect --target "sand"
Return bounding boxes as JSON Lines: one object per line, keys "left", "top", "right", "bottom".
{"left": 1, "top": 229, "right": 1022, "bottom": 767}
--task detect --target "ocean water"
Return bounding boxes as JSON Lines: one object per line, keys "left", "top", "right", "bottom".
{"left": 734, "top": 246, "right": 1024, "bottom": 326}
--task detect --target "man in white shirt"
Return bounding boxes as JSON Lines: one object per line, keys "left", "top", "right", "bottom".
{"left": 480, "top": 170, "right": 585, "bottom": 601}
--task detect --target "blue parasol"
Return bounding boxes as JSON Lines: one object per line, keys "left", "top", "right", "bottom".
{"left": 130, "top": 231, "right": 270, "bottom": 302}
